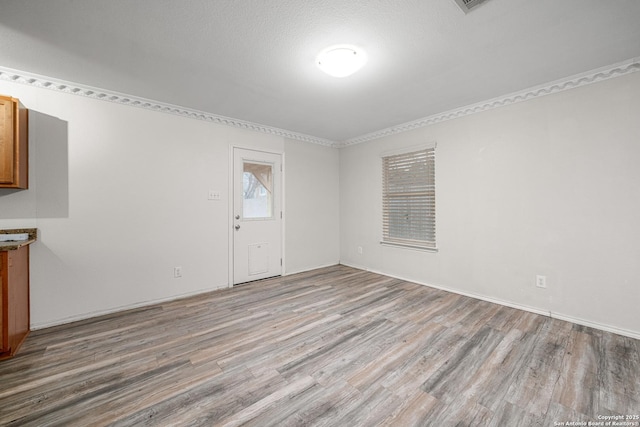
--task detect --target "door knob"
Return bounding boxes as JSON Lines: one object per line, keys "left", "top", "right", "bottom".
{"left": 235, "top": 224, "right": 241, "bottom": 230}
{"left": 235, "top": 215, "right": 240, "bottom": 219}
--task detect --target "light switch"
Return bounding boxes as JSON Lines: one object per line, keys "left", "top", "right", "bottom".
{"left": 208, "top": 190, "right": 221, "bottom": 200}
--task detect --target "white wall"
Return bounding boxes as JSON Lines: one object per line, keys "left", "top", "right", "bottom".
{"left": 340, "top": 72, "right": 640, "bottom": 338}
{"left": 284, "top": 138, "right": 340, "bottom": 273}
{"left": 2, "top": 70, "right": 638, "bottom": 338}
{"left": 0, "top": 80, "right": 340, "bottom": 328}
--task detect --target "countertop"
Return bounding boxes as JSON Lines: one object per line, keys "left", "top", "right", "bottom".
{"left": 0, "top": 228, "right": 37, "bottom": 251}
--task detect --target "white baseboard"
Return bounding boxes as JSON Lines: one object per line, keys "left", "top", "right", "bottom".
{"left": 32, "top": 264, "right": 640, "bottom": 341}
{"left": 31, "top": 262, "right": 340, "bottom": 330}
{"left": 340, "top": 262, "right": 640, "bottom": 340}
{"left": 549, "top": 312, "right": 640, "bottom": 340}
{"left": 30, "top": 284, "right": 227, "bottom": 330}
{"left": 284, "top": 262, "right": 340, "bottom": 276}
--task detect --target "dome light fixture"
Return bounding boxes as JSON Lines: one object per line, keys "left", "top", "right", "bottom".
{"left": 316, "top": 45, "right": 367, "bottom": 78}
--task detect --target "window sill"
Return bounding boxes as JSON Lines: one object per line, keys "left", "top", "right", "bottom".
{"left": 380, "top": 241, "right": 439, "bottom": 253}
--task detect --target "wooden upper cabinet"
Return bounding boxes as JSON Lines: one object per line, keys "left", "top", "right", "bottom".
{"left": 0, "top": 95, "right": 28, "bottom": 189}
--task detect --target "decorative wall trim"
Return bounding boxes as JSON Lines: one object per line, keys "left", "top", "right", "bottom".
{"left": 340, "top": 57, "right": 640, "bottom": 147}
{"left": 0, "top": 66, "right": 338, "bottom": 148}
{"left": 2, "top": 58, "right": 639, "bottom": 149}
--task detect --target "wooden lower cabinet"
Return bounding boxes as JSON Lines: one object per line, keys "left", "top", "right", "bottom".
{"left": 0, "top": 245, "right": 30, "bottom": 360}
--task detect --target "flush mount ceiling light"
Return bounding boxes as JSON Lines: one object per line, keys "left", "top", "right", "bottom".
{"left": 316, "top": 45, "right": 367, "bottom": 78}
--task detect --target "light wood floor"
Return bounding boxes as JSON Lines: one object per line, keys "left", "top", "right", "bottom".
{"left": 1, "top": 265, "right": 638, "bottom": 426}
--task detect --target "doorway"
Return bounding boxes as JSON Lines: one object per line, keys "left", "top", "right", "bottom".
{"left": 232, "top": 147, "right": 283, "bottom": 285}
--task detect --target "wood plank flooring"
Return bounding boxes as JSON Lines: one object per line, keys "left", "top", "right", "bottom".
{"left": 0, "top": 265, "right": 638, "bottom": 426}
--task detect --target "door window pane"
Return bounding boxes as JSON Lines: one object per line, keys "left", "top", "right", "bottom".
{"left": 243, "top": 162, "right": 273, "bottom": 219}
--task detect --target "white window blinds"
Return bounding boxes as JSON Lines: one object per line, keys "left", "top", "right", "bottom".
{"left": 382, "top": 147, "right": 436, "bottom": 249}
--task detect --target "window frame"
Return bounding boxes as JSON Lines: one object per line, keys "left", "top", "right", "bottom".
{"left": 380, "top": 144, "right": 437, "bottom": 252}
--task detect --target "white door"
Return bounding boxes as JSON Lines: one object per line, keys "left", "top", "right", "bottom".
{"left": 233, "top": 147, "right": 282, "bottom": 285}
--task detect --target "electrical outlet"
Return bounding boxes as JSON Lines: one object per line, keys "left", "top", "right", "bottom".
{"left": 536, "top": 275, "right": 546, "bottom": 288}
{"left": 357, "top": 246, "right": 363, "bottom": 254}
{"left": 174, "top": 267, "right": 182, "bottom": 278}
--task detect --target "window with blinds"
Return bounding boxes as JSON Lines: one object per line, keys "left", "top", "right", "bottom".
{"left": 382, "top": 147, "right": 436, "bottom": 250}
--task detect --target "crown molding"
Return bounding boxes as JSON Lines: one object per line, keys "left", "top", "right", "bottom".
{"left": 340, "top": 58, "right": 640, "bottom": 147}
{"left": 2, "top": 58, "right": 638, "bottom": 149}
{"left": 0, "top": 66, "right": 339, "bottom": 148}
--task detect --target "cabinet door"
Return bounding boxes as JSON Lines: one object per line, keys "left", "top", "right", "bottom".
{"left": 0, "top": 96, "right": 14, "bottom": 184}
{"left": 7, "top": 248, "right": 29, "bottom": 351}
{"left": 0, "top": 252, "right": 6, "bottom": 352}
{"left": 0, "top": 95, "right": 27, "bottom": 189}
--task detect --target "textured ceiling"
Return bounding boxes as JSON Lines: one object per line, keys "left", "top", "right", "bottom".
{"left": 1, "top": 0, "right": 640, "bottom": 143}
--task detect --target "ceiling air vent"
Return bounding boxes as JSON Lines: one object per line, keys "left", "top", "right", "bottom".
{"left": 454, "top": 0, "right": 489, "bottom": 13}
